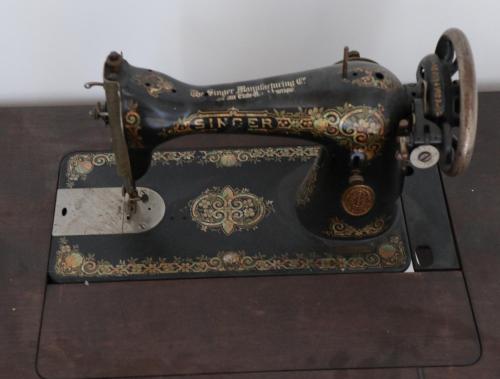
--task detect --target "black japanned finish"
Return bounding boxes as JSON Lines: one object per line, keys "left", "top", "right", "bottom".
{"left": 103, "top": 55, "right": 412, "bottom": 237}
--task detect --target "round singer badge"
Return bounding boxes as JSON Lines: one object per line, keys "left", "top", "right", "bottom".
{"left": 341, "top": 184, "right": 375, "bottom": 216}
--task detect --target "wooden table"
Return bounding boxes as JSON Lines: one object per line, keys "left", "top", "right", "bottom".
{"left": 1, "top": 93, "right": 499, "bottom": 379}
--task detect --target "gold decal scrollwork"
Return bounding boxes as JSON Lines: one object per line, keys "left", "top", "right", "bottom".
{"left": 324, "top": 216, "right": 385, "bottom": 238}
{"left": 133, "top": 72, "right": 175, "bottom": 98}
{"left": 296, "top": 162, "right": 320, "bottom": 207}
{"left": 189, "top": 186, "right": 274, "bottom": 235}
{"left": 65, "top": 147, "right": 320, "bottom": 187}
{"left": 54, "top": 235, "right": 407, "bottom": 277}
{"left": 65, "top": 153, "right": 115, "bottom": 188}
{"left": 123, "top": 102, "right": 144, "bottom": 148}
{"left": 158, "top": 104, "right": 386, "bottom": 160}
{"left": 350, "top": 68, "right": 397, "bottom": 90}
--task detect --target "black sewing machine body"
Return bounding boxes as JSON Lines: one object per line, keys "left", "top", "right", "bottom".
{"left": 48, "top": 29, "right": 477, "bottom": 282}
{"left": 115, "top": 58, "right": 410, "bottom": 236}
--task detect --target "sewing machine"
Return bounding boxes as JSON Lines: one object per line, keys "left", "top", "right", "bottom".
{"left": 49, "top": 28, "right": 476, "bottom": 282}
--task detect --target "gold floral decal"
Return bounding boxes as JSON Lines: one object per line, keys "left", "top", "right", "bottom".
{"left": 54, "top": 236, "right": 406, "bottom": 277}
{"left": 190, "top": 186, "right": 274, "bottom": 235}
{"left": 123, "top": 102, "right": 144, "bottom": 148}
{"left": 65, "top": 153, "right": 115, "bottom": 188}
{"left": 65, "top": 147, "right": 320, "bottom": 188}
{"left": 296, "top": 162, "right": 320, "bottom": 207}
{"left": 150, "top": 150, "right": 197, "bottom": 166}
{"left": 350, "top": 68, "right": 396, "bottom": 90}
{"left": 197, "top": 146, "right": 321, "bottom": 168}
{"left": 324, "top": 216, "right": 385, "bottom": 238}
{"left": 133, "top": 71, "right": 175, "bottom": 97}
{"left": 159, "top": 104, "right": 385, "bottom": 160}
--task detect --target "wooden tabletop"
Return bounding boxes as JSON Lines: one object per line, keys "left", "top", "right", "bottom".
{"left": 0, "top": 93, "right": 499, "bottom": 379}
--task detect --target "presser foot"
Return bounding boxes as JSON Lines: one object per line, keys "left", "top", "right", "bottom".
{"left": 123, "top": 187, "right": 150, "bottom": 221}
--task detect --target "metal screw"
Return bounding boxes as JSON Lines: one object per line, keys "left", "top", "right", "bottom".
{"left": 348, "top": 50, "right": 360, "bottom": 58}
{"left": 418, "top": 151, "right": 432, "bottom": 162}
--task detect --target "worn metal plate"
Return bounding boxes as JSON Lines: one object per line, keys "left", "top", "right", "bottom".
{"left": 52, "top": 187, "right": 165, "bottom": 236}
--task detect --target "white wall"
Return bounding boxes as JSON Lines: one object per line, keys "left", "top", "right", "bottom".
{"left": 0, "top": 0, "right": 498, "bottom": 106}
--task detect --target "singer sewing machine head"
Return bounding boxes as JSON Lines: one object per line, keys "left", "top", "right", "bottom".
{"left": 49, "top": 28, "right": 476, "bottom": 282}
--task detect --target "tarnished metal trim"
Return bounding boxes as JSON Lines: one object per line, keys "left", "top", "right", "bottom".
{"left": 52, "top": 187, "right": 165, "bottom": 236}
